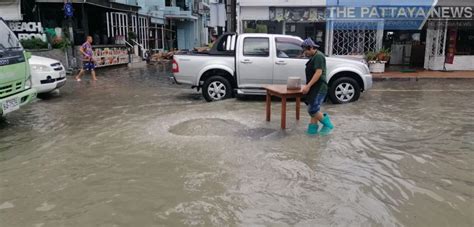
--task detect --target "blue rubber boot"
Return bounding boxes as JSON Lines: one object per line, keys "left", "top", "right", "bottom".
{"left": 319, "top": 113, "right": 334, "bottom": 136}
{"left": 307, "top": 123, "right": 319, "bottom": 135}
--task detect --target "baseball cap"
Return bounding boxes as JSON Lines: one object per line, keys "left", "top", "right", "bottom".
{"left": 301, "top": 38, "right": 320, "bottom": 48}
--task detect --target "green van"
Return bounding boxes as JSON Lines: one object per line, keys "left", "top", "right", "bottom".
{"left": 0, "top": 17, "right": 37, "bottom": 116}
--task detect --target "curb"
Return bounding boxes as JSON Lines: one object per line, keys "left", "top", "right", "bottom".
{"left": 373, "top": 77, "right": 474, "bottom": 81}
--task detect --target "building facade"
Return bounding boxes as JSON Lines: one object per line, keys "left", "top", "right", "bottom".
{"left": 236, "top": 0, "right": 474, "bottom": 71}
{"left": 237, "top": 0, "right": 328, "bottom": 52}
{"left": 4, "top": 0, "right": 215, "bottom": 51}
{"left": 160, "top": 0, "right": 211, "bottom": 50}
{"left": 423, "top": 0, "right": 474, "bottom": 70}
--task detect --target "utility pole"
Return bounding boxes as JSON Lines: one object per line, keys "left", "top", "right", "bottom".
{"left": 223, "top": 0, "right": 236, "bottom": 32}
{"left": 230, "top": 0, "right": 236, "bottom": 32}
{"left": 64, "top": 0, "right": 75, "bottom": 70}
{"left": 223, "top": 0, "right": 228, "bottom": 33}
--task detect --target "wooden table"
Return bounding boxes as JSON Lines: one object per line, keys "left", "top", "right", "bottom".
{"left": 264, "top": 85, "right": 304, "bottom": 129}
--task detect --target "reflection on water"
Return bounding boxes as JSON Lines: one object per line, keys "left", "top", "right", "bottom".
{"left": 0, "top": 66, "right": 473, "bottom": 226}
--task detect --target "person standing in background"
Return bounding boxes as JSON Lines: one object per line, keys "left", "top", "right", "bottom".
{"left": 75, "top": 36, "right": 97, "bottom": 81}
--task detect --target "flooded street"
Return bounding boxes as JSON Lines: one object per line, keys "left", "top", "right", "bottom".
{"left": 1, "top": 66, "right": 473, "bottom": 226}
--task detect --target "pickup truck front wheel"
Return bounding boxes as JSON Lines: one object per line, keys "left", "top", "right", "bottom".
{"left": 202, "top": 76, "right": 232, "bottom": 102}
{"left": 329, "top": 77, "right": 361, "bottom": 104}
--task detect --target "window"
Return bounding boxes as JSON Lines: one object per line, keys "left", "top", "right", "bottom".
{"left": 107, "top": 12, "right": 128, "bottom": 43}
{"left": 176, "top": 0, "right": 188, "bottom": 10}
{"left": 213, "top": 34, "right": 236, "bottom": 53}
{"left": 243, "top": 37, "right": 269, "bottom": 57}
{"left": 455, "top": 29, "right": 474, "bottom": 55}
{"left": 275, "top": 37, "right": 305, "bottom": 58}
{"left": 0, "top": 21, "right": 21, "bottom": 50}
{"left": 243, "top": 21, "right": 283, "bottom": 34}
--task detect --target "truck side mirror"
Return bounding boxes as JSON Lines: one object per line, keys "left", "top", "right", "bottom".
{"left": 25, "top": 52, "right": 32, "bottom": 60}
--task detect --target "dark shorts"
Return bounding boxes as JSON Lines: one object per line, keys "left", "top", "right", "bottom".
{"left": 83, "top": 61, "right": 95, "bottom": 71}
{"left": 307, "top": 93, "right": 326, "bottom": 117}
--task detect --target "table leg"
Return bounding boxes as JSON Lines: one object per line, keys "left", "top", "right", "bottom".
{"left": 266, "top": 92, "right": 271, "bottom": 122}
{"left": 281, "top": 96, "right": 287, "bottom": 129}
{"left": 296, "top": 96, "right": 301, "bottom": 121}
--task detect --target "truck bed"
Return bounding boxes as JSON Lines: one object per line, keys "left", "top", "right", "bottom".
{"left": 173, "top": 54, "right": 235, "bottom": 86}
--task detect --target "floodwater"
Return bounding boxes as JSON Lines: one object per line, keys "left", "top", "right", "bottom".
{"left": 1, "top": 66, "right": 473, "bottom": 226}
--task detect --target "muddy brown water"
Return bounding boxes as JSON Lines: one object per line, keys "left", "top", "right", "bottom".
{"left": 1, "top": 66, "right": 473, "bottom": 226}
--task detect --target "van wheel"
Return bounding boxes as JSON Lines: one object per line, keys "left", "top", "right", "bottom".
{"left": 202, "top": 76, "right": 232, "bottom": 102}
{"left": 329, "top": 77, "right": 360, "bottom": 104}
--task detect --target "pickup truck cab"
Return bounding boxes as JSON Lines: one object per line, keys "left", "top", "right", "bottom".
{"left": 0, "top": 18, "right": 37, "bottom": 116}
{"left": 172, "top": 33, "right": 372, "bottom": 104}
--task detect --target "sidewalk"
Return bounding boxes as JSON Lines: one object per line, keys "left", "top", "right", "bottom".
{"left": 372, "top": 70, "right": 474, "bottom": 80}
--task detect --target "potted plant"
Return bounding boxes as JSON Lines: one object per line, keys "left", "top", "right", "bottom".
{"left": 377, "top": 48, "right": 391, "bottom": 64}
{"left": 20, "top": 38, "right": 48, "bottom": 50}
{"left": 52, "top": 36, "right": 71, "bottom": 51}
{"left": 365, "top": 51, "right": 377, "bottom": 64}
{"left": 365, "top": 48, "right": 391, "bottom": 73}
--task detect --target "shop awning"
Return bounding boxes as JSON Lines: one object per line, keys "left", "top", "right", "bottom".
{"left": 0, "top": 0, "right": 22, "bottom": 20}
{"left": 165, "top": 15, "right": 198, "bottom": 20}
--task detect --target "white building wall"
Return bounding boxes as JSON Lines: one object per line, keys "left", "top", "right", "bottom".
{"left": 0, "top": 0, "right": 22, "bottom": 20}
{"left": 240, "top": 6, "right": 270, "bottom": 20}
{"left": 427, "top": 56, "right": 474, "bottom": 71}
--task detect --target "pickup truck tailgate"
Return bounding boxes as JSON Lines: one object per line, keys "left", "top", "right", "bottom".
{"left": 173, "top": 54, "right": 235, "bottom": 86}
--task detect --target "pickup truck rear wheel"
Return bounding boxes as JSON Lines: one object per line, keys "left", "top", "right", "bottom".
{"left": 329, "top": 77, "right": 360, "bottom": 104}
{"left": 202, "top": 76, "right": 232, "bottom": 102}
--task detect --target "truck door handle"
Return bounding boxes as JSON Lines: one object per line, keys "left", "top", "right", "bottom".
{"left": 275, "top": 61, "right": 287, "bottom": 65}
{"left": 241, "top": 59, "right": 252, "bottom": 64}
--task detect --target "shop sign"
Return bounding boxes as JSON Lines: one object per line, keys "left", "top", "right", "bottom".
{"left": 445, "top": 29, "right": 457, "bottom": 64}
{"left": 325, "top": 0, "right": 473, "bottom": 30}
{"left": 64, "top": 3, "right": 74, "bottom": 18}
{"left": 8, "top": 21, "right": 47, "bottom": 42}
{"left": 210, "top": 3, "right": 226, "bottom": 27}
{"left": 270, "top": 8, "right": 326, "bottom": 22}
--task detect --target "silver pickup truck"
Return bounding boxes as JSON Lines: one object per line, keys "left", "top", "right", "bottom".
{"left": 172, "top": 33, "right": 372, "bottom": 104}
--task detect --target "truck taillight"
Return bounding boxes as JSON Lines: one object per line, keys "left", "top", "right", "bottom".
{"left": 172, "top": 59, "right": 179, "bottom": 73}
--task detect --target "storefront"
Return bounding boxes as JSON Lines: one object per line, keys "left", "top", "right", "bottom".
{"left": 237, "top": 1, "right": 473, "bottom": 71}
{"left": 33, "top": 0, "right": 142, "bottom": 68}
{"left": 149, "top": 16, "right": 166, "bottom": 51}
{"left": 414, "top": 0, "right": 472, "bottom": 70}
{"left": 424, "top": 20, "right": 474, "bottom": 71}
{"left": 325, "top": 1, "right": 474, "bottom": 71}
{"left": 164, "top": 16, "right": 200, "bottom": 50}
{"left": 382, "top": 30, "right": 426, "bottom": 68}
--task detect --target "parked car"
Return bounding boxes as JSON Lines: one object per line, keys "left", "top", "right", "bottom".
{"left": 172, "top": 33, "right": 373, "bottom": 104}
{"left": 29, "top": 55, "right": 67, "bottom": 94}
{"left": 0, "top": 17, "right": 37, "bottom": 116}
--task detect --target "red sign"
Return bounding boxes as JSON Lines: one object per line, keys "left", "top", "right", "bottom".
{"left": 445, "top": 29, "right": 457, "bottom": 64}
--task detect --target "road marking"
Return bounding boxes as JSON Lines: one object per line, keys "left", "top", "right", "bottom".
{"left": 371, "top": 89, "right": 474, "bottom": 92}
